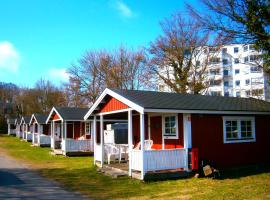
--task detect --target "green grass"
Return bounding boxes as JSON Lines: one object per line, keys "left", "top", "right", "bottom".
{"left": 1, "top": 134, "right": 270, "bottom": 200}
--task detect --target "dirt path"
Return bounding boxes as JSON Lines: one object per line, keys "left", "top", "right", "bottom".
{"left": 0, "top": 152, "right": 89, "bottom": 200}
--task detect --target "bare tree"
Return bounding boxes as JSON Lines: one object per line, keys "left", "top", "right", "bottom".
{"left": 149, "top": 13, "right": 224, "bottom": 94}
{"left": 187, "top": 0, "right": 270, "bottom": 78}
{"left": 67, "top": 46, "right": 153, "bottom": 105}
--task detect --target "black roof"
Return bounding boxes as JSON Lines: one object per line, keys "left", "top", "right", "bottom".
{"left": 110, "top": 89, "right": 270, "bottom": 112}
{"left": 23, "top": 116, "right": 31, "bottom": 124}
{"left": 33, "top": 113, "right": 48, "bottom": 124}
{"left": 55, "top": 107, "right": 89, "bottom": 120}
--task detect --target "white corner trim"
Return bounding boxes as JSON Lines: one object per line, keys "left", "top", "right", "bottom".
{"left": 84, "top": 88, "right": 144, "bottom": 120}
{"left": 46, "top": 107, "right": 64, "bottom": 124}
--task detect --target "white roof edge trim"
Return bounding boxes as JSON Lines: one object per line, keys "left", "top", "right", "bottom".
{"left": 45, "top": 107, "right": 64, "bottom": 124}
{"left": 29, "top": 114, "right": 36, "bottom": 125}
{"left": 84, "top": 88, "right": 144, "bottom": 120}
{"left": 144, "top": 108, "right": 270, "bottom": 115}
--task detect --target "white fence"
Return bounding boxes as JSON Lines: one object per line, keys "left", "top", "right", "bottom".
{"left": 40, "top": 134, "right": 51, "bottom": 145}
{"left": 95, "top": 144, "right": 102, "bottom": 162}
{"left": 9, "top": 129, "right": 16, "bottom": 135}
{"left": 131, "top": 148, "right": 188, "bottom": 172}
{"left": 26, "top": 132, "right": 32, "bottom": 141}
{"left": 62, "top": 139, "right": 93, "bottom": 152}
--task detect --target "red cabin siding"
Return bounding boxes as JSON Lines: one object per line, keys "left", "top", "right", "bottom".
{"left": 191, "top": 114, "right": 270, "bottom": 168}
{"left": 53, "top": 113, "right": 60, "bottom": 120}
{"left": 100, "top": 97, "right": 129, "bottom": 113}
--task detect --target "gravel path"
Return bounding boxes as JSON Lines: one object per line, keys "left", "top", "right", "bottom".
{"left": 0, "top": 152, "right": 89, "bottom": 200}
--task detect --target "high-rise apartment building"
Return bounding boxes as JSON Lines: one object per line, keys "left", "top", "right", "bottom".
{"left": 158, "top": 44, "right": 269, "bottom": 101}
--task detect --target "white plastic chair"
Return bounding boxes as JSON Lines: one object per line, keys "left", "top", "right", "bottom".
{"left": 104, "top": 144, "right": 120, "bottom": 164}
{"left": 134, "top": 140, "right": 153, "bottom": 150}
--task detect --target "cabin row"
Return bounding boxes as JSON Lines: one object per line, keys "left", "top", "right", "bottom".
{"left": 7, "top": 88, "right": 270, "bottom": 180}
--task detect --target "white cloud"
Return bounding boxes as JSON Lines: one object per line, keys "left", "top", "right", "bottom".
{"left": 115, "top": 1, "right": 134, "bottom": 18}
{"left": 48, "top": 68, "right": 69, "bottom": 83}
{"left": 0, "top": 41, "right": 20, "bottom": 73}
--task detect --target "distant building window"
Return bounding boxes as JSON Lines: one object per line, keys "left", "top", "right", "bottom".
{"left": 244, "top": 45, "right": 248, "bottom": 52}
{"left": 163, "top": 115, "right": 178, "bottom": 139}
{"left": 209, "top": 80, "right": 221, "bottom": 86}
{"left": 252, "top": 89, "right": 264, "bottom": 96}
{"left": 251, "top": 78, "right": 263, "bottom": 85}
{"left": 222, "top": 48, "right": 227, "bottom": 53}
{"left": 222, "top": 59, "right": 228, "bottom": 65}
{"left": 250, "top": 55, "right": 259, "bottom": 62}
{"left": 234, "top": 47, "right": 239, "bottom": 53}
{"left": 223, "top": 70, "right": 229, "bottom": 76}
{"left": 235, "top": 69, "right": 240, "bottom": 74}
{"left": 236, "top": 91, "right": 241, "bottom": 97}
{"left": 234, "top": 58, "right": 239, "bottom": 64}
{"left": 224, "top": 81, "right": 229, "bottom": 87}
{"left": 209, "top": 69, "right": 220, "bottom": 75}
{"left": 224, "top": 92, "right": 230, "bottom": 97}
{"left": 196, "top": 61, "right": 200, "bottom": 66}
{"left": 245, "top": 79, "right": 250, "bottom": 85}
{"left": 235, "top": 80, "right": 240, "bottom": 86}
{"left": 250, "top": 66, "right": 262, "bottom": 73}
{"left": 244, "top": 56, "right": 249, "bottom": 63}
{"left": 249, "top": 45, "right": 255, "bottom": 50}
{"left": 210, "top": 57, "right": 220, "bottom": 64}
{"left": 209, "top": 47, "right": 218, "bottom": 53}
{"left": 223, "top": 117, "right": 256, "bottom": 143}
{"left": 246, "top": 90, "right": 251, "bottom": 97}
{"left": 211, "top": 91, "right": 221, "bottom": 96}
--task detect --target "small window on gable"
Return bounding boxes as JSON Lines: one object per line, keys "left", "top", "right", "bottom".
{"left": 223, "top": 117, "right": 256, "bottom": 143}
{"left": 163, "top": 115, "right": 178, "bottom": 139}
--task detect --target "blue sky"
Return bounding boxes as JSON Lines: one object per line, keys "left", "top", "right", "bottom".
{"left": 0, "top": 0, "right": 202, "bottom": 87}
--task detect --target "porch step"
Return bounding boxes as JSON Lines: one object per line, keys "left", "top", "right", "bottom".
{"left": 99, "top": 165, "right": 128, "bottom": 178}
{"left": 50, "top": 149, "right": 64, "bottom": 156}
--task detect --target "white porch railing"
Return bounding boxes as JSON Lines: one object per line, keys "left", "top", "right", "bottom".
{"left": 39, "top": 134, "right": 51, "bottom": 145}
{"left": 33, "top": 133, "right": 38, "bottom": 144}
{"left": 26, "top": 132, "right": 32, "bottom": 141}
{"left": 10, "top": 129, "right": 16, "bottom": 135}
{"left": 131, "top": 148, "right": 188, "bottom": 172}
{"left": 62, "top": 139, "right": 93, "bottom": 152}
{"left": 95, "top": 144, "right": 102, "bottom": 162}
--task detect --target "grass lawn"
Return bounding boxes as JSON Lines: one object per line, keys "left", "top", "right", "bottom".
{"left": 0, "top": 134, "right": 270, "bottom": 200}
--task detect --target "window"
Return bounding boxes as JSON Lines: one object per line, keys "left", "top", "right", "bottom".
{"left": 196, "top": 61, "right": 200, "bottom": 66}
{"left": 85, "top": 122, "right": 90, "bottom": 135}
{"left": 224, "top": 81, "right": 229, "bottom": 87}
{"left": 252, "top": 89, "right": 264, "bottom": 96}
{"left": 210, "top": 91, "right": 221, "bottom": 96}
{"left": 223, "top": 70, "right": 229, "bottom": 76}
{"left": 234, "top": 58, "right": 239, "bottom": 64}
{"left": 249, "top": 45, "right": 255, "bottom": 50}
{"left": 244, "top": 56, "right": 249, "bottom": 63}
{"left": 234, "top": 47, "right": 239, "bottom": 53}
{"left": 163, "top": 115, "right": 178, "bottom": 139}
{"left": 236, "top": 91, "right": 241, "bottom": 97}
{"left": 210, "top": 57, "right": 220, "bottom": 64}
{"left": 235, "top": 69, "right": 240, "bottom": 74}
{"left": 222, "top": 48, "right": 227, "bottom": 53}
{"left": 245, "top": 79, "right": 250, "bottom": 85}
{"left": 209, "top": 69, "right": 220, "bottom": 75}
{"left": 223, "top": 117, "right": 255, "bottom": 143}
{"left": 244, "top": 45, "right": 248, "bottom": 52}
{"left": 250, "top": 55, "right": 259, "bottom": 62}
{"left": 222, "top": 59, "right": 228, "bottom": 65}
{"left": 250, "top": 66, "right": 262, "bottom": 73}
{"left": 224, "top": 92, "right": 230, "bottom": 97}
{"left": 209, "top": 80, "right": 221, "bottom": 86}
{"left": 235, "top": 80, "right": 240, "bottom": 86}
{"left": 246, "top": 90, "right": 251, "bottom": 97}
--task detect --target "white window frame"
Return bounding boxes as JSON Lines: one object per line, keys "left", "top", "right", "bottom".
{"left": 85, "top": 122, "right": 91, "bottom": 135}
{"left": 223, "top": 116, "right": 256, "bottom": 144}
{"left": 162, "top": 114, "right": 179, "bottom": 139}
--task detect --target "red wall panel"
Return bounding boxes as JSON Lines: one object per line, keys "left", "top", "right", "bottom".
{"left": 100, "top": 97, "right": 129, "bottom": 113}
{"left": 191, "top": 114, "right": 270, "bottom": 168}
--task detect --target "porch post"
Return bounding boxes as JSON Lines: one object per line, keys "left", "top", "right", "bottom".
{"left": 183, "top": 113, "right": 192, "bottom": 171}
{"left": 140, "top": 113, "right": 145, "bottom": 180}
{"left": 37, "top": 124, "right": 41, "bottom": 145}
{"left": 61, "top": 121, "right": 64, "bottom": 152}
{"left": 128, "top": 110, "right": 133, "bottom": 177}
{"left": 63, "top": 121, "right": 67, "bottom": 153}
{"left": 8, "top": 124, "right": 10, "bottom": 135}
{"left": 51, "top": 121, "right": 55, "bottom": 149}
{"left": 100, "top": 115, "right": 104, "bottom": 167}
{"left": 93, "top": 116, "right": 97, "bottom": 164}
{"left": 32, "top": 124, "right": 35, "bottom": 144}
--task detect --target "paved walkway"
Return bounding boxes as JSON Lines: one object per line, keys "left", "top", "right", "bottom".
{"left": 0, "top": 153, "right": 89, "bottom": 200}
